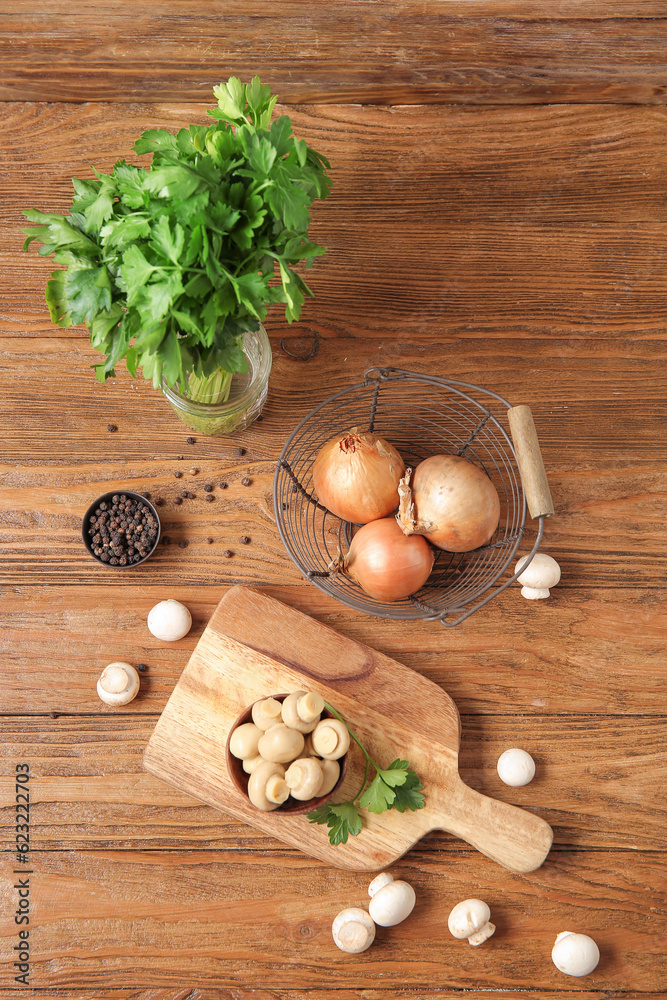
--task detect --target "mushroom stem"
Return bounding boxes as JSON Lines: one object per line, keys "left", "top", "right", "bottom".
{"left": 468, "top": 921, "right": 496, "bottom": 946}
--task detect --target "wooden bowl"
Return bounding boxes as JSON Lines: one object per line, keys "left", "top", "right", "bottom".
{"left": 226, "top": 694, "right": 348, "bottom": 814}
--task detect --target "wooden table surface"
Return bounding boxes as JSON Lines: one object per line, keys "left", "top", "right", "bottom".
{"left": 1, "top": 3, "right": 666, "bottom": 997}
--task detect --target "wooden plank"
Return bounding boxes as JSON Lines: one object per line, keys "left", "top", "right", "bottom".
{"left": 1, "top": 584, "right": 665, "bottom": 716}
{"left": 0, "top": 993, "right": 658, "bottom": 1000}
{"left": 1, "top": 716, "right": 665, "bottom": 851}
{"left": 1, "top": 431, "right": 666, "bottom": 588}
{"left": 1, "top": 5, "right": 666, "bottom": 104}
{"left": 0, "top": 849, "right": 664, "bottom": 989}
{"left": 4, "top": 103, "right": 667, "bottom": 339}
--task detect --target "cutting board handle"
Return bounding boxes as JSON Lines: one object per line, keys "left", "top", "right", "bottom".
{"left": 434, "top": 776, "right": 554, "bottom": 873}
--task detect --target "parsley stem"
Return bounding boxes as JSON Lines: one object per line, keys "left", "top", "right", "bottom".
{"left": 323, "top": 701, "right": 384, "bottom": 778}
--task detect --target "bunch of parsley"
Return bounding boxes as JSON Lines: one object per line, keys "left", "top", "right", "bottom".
{"left": 22, "top": 76, "right": 331, "bottom": 395}
{"left": 308, "top": 703, "right": 425, "bottom": 846}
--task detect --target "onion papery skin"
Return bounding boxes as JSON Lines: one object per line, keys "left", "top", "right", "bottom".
{"left": 339, "top": 517, "right": 435, "bottom": 602}
{"left": 312, "top": 428, "right": 405, "bottom": 524}
{"left": 397, "top": 455, "right": 500, "bottom": 552}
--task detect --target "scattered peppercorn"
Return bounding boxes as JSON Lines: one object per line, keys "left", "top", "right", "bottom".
{"left": 186, "top": 437, "right": 195, "bottom": 445}
{"left": 181, "top": 490, "right": 189, "bottom": 498}
{"left": 238, "top": 447, "right": 246, "bottom": 456}
{"left": 204, "top": 484, "right": 213, "bottom": 492}
{"left": 107, "top": 424, "right": 117, "bottom": 432}
{"left": 136, "top": 663, "right": 149, "bottom": 673}
{"left": 206, "top": 537, "right": 214, "bottom": 544}
{"left": 174, "top": 497, "right": 183, "bottom": 505}
{"left": 179, "top": 540, "right": 188, "bottom": 548}
{"left": 239, "top": 536, "right": 250, "bottom": 544}
{"left": 205, "top": 494, "right": 214, "bottom": 502}
{"left": 143, "top": 492, "right": 151, "bottom": 500}
{"left": 186, "top": 491, "right": 196, "bottom": 499}
{"left": 174, "top": 470, "right": 183, "bottom": 478}
{"left": 155, "top": 498, "right": 164, "bottom": 507}
{"left": 50, "top": 711, "right": 59, "bottom": 719}
{"left": 242, "top": 477, "right": 252, "bottom": 486}
{"left": 220, "top": 482, "right": 228, "bottom": 489}
{"left": 223, "top": 549, "right": 234, "bottom": 558}
{"left": 256, "top": 414, "right": 263, "bottom": 422}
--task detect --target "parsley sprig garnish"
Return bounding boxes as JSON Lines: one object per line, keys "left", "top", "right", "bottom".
{"left": 307, "top": 702, "right": 425, "bottom": 845}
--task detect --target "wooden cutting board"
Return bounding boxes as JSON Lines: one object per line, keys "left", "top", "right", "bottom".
{"left": 143, "top": 586, "right": 553, "bottom": 873}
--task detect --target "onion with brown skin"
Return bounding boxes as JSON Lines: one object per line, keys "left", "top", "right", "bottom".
{"left": 396, "top": 456, "right": 500, "bottom": 552}
{"left": 331, "top": 517, "right": 434, "bottom": 602}
{"left": 312, "top": 427, "right": 405, "bottom": 523}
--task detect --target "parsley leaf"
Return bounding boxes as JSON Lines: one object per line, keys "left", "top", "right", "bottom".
{"left": 307, "top": 705, "right": 425, "bottom": 846}
{"left": 22, "top": 76, "right": 330, "bottom": 393}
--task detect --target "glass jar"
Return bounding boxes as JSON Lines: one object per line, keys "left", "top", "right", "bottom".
{"left": 162, "top": 325, "right": 272, "bottom": 436}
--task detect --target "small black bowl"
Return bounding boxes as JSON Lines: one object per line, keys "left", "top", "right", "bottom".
{"left": 82, "top": 490, "right": 161, "bottom": 569}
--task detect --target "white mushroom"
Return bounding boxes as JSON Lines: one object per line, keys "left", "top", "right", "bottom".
{"left": 368, "top": 872, "right": 395, "bottom": 898}
{"left": 242, "top": 754, "right": 264, "bottom": 775}
{"left": 257, "top": 723, "right": 305, "bottom": 764}
{"left": 147, "top": 599, "right": 192, "bottom": 640}
{"left": 332, "top": 907, "right": 376, "bottom": 953}
{"left": 317, "top": 758, "right": 341, "bottom": 797}
{"left": 552, "top": 932, "right": 600, "bottom": 977}
{"left": 448, "top": 899, "right": 496, "bottom": 945}
{"left": 247, "top": 760, "right": 289, "bottom": 811}
{"left": 281, "top": 690, "right": 322, "bottom": 734}
{"left": 368, "top": 879, "right": 416, "bottom": 926}
{"left": 497, "top": 748, "right": 536, "bottom": 787}
{"left": 251, "top": 697, "right": 283, "bottom": 731}
{"left": 515, "top": 553, "right": 561, "bottom": 600}
{"left": 311, "top": 718, "right": 351, "bottom": 760}
{"left": 96, "top": 662, "right": 140, "bottom": 706}
{"left": 285, "top": 757, "right": 324, "bottom": 800}
{"left": 229, "top": 722, "right": 262, "bottom": 760}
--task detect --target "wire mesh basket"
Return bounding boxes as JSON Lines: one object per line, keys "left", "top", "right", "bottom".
{"left": 274, "top": 367, "right": 554, "bottom": 625}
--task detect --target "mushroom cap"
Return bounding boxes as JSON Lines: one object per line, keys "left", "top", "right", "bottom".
{"left": 251, "top": 697, "right": 283, "bottom": 731}
{"left": 311, "top": 718, "right": 351, "bottom": 760}
{"left": 332, "top": 907, "right": 376, "bottom": 953}
{"left": 552, "top": 932, "right": 600, "bottom": 977}
{"left": 229, "top": 722, "right": 262, "bottom": 760}
{"left": 317, "top": 758, "right": 341, "bottom": 797}
{"left": 497, "top": 748, "right": 536, "bottom": 787}
{"left": 515, "top": 553, "right": 561, "bottom": 590}
{"left": 368, "top": 872, "right": 394, "bottom": 898}
{"left": 247, "top": 760, "right": 287, "bottom": 811}
{"left": 285, "top": 757, "right": 325, "bottom": 800}
{"left": 448, "top": 899, "right": 491, "bottom": 939}
{"left": 147, "top": 599, "right": 192, "bottom": 641}
{"left": 257, "top": 723, "right": 305, "bottom": 763}
{"left": 96, "top": 662, "right": 140, "bottom": 707}
{"left": 368, "top": 879, "right": 416, "bottom": 926}
{"left": 281, "top": 691, "right": 319, "bottom": 733}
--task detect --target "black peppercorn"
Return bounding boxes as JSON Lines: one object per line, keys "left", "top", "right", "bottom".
{"left": 174, "top": 470, "right": 183, "bottom": 478}
{"left": 136, "top": 663, "right": 149, "bottom": 672}
{"left": 242, "top": 477, "right": 251, "bottom": 486}
{"left": 186, "top": 437, "right": 195, "bottom": 445}
{"left": 174, "top": 497, "right": 182, "bottom": 505}
{"left": 205, "top": 494, "right": 214, "bottom": 502}
{"left": 238, "top": 447, "right": 246, "bottom": 456}
{"left": 223, "top": 549, "right": 234, "bottom": 558}
{"left": 220, "top": 482, "right": 228, "bottom": 489}
{"left": 179, "top": 540, "right": 188, "bottom": 548}
{"left": 107, "top": 424, "right": 117, "bottom": 432}
{"left": 239, "top": 536, "right": 250, "bottom": 544}
{"left": 206, "top": 537, "right": 214, "bottom": 544}
{"left": 204, "top": 484, "right": 213, "bottom": 492}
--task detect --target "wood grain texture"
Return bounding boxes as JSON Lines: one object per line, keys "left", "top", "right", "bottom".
{"left": 5, "top": 103, "right": 667, "bottom": 340}
{"left": 0, "top": 849, "right": 664, "bottom": 989}
{"left": 143, "top": 587, "right": 553, "bottom": 873}
{"left": 1, "top": 4, "right": 666, "bottom": 105}
{"left": 1, "top": 715, "right": 665, "bottom": 851}
{"left": 2, "top": 584, "right": 666, "bottom": 717}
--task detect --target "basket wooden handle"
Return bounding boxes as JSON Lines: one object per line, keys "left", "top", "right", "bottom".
{"left": 507, "top": 405, "right": 554, "bottom": 519}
